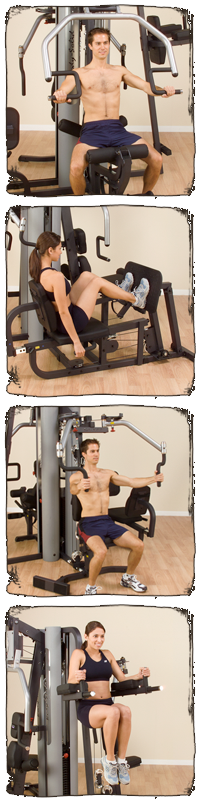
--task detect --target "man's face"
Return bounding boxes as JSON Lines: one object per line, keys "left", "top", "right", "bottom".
{"left": 84, "top": 444, "right": 100, "bottom": 465}
{"left": 89, "top": 32, "right": 110, "bottom": 60}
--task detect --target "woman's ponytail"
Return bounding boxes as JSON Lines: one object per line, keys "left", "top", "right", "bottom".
{"left": 29, "top": 231, "right": 61, "bottom": 283}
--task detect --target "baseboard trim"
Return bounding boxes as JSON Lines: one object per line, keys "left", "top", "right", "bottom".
{"left": 19, "top": 124, "right": 193, "bottom": 133}
{"left": 7, "top": 507, "right": 190, "bottom": 516}
{"left": 78, "top": 758, "right": 193, "bottom": 765}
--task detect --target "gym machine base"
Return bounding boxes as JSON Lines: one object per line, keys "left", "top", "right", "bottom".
{"left": 7, "top": 267, "right": 194, "bottom": 383}
{"left": 7, "top": 616, "right": 163, "bottom": 796}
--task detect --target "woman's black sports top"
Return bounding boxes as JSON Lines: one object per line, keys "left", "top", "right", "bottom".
{"left": 40, "top": 267, "right": 71, "bottom": 300}
{"left": 82, "top": 649, "right": 113, "bottom": 682}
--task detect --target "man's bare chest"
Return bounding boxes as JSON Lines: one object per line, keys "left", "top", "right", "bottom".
{"left": 80, "top": 68, "right": 121, "bottom": 95}
{"left": 89, "top": 471, "right": 110, "bottom": 494}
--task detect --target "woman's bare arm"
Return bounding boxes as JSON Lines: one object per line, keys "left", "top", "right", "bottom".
{"left": 68, "top": 649, "right": 86, "bottom": 683}
{"left": 105, "top": 650, "right": 150, "bottom": 682}
{"left": 52, "top": 272, "right": 85, "bottom": 357}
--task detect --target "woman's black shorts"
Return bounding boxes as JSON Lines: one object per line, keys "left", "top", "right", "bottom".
{"left": 56, "top": 304, "right": 89, "bottom": 335}
{"left": 77, "top": 697, "right": 113, "bottom": 728}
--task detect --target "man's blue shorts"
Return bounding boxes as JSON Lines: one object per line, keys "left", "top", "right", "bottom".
{"left": 78, "top": 514, "right": 128, "bottom": 543}
{"left": 78, "top": 119, "right": 141, "bottom": 148}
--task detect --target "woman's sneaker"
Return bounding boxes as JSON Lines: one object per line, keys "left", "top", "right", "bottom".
{"left": 116, "top": 272, "right": 134, "bottom": 291}
{"left": 132, "top": 278, "right": 150, "bottom": 308}
{"left": 85, "top": 583, "right": 101, "bottom": 600}
{"left": 100, "top": 756, "right": 118, "bottom": 785}
{"left": 117, "top": 760, "right": 130, "bottom": 784}
{"left": 120, "top": 573, "right": 147, "bottom": 593}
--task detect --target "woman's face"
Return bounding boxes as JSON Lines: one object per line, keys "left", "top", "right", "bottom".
{"left": 49, "top": 242, "right": 62, "bottom": 261}
{"left": 85, "top": 626, "right": 105, "bottom": 649}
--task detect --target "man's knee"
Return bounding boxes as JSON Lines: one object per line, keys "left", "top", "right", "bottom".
{"left": 150, "top": 148, "right": 163, "bottom": 170}
{"left": 131, "top": 536, "right": 144, "bottom": 555}
{"left": 70, "top": 159, "right": 85, "bottom": 181}
{"left": 94, "top": 542, "right": 107, "bottom": 561}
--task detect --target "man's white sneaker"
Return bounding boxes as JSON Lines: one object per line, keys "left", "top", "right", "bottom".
{"left": 85, "top": 583, "right": 101, "bottom": 599}
{"left": 120, "top": 573, "right": 147, "bottom": 593}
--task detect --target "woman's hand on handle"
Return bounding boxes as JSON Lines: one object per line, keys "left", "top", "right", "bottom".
{"left": 138, "top": 667, "right": 150, "bottom": 679}
{"left": 74, "top": 668, "right": 86, "bottom": 682}
{"left": 74, "top": 339, "right": 85, "bottom": 358}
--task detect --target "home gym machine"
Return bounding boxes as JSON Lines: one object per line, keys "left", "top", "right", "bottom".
{"left": 7, "top": 5, "right": 187, "bottom": 196}
{"left": 7, "top": 205, "right": 194, "bottom": 382}
{"left": 7, "top": 406, "right": 166, "bottom": 595}
{"left": 7, "top": 615, "right": 163, "bottom": 795}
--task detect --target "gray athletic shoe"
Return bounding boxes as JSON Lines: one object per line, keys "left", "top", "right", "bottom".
{"left": 132, "top": 278, "right": 150, "bottom": 308}
{"left": 85, "top": 583, "right": 101, "bottom": 600}
{"left": 116, "top": 272, "right": 134, "bottom": 291}
{"left": 121, "top": 574, "right": 147, "bottom": 593}
{"left": 100, "top": 756, "right": 118, "bottom": 785}
{"left": 117, "top": 760, "right": 130, "bottom": 784}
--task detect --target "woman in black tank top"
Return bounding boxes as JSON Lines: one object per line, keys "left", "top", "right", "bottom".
{"left": 29, "top": 231, "right": 150, "bottom": 359}
{"left": 68, "top": 620, "right": 150, "bottom": 786}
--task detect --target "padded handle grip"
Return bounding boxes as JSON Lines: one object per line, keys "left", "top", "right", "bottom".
{"left": 49, "top": 71, "right": 82, "bottom": 102}
{"left": 156, "top": 453, "right": 166, "bottom": 487}
{"left": 149, "top": 68, "right": 182, "bottom": 95}
{"left": 82, "top": 467, "right": 89, "bottom": 493}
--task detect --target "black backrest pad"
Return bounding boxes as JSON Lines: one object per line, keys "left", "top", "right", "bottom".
{"left": 125, "top": 486, "right": 150, "bottom": 516}
{"left": 124, "top": 262, "right": 162, "bottom": 314}
{"left": 29, "top": 280, "right": 58, "bottom": 333}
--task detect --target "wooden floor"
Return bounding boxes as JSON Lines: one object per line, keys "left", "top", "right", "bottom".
{"left": 78, "top": 762, "right": 194, "bottom": 796}
{"left": 7, "top": 295, "right": 194, "bottom": 397}
{"left": 7, "top": 130, "right": 194, "bottom": 196}
{"left": 23, "top": 763, "right": 194, "bottom": 796}
{"left": 7, "top": 515, "right": 194, "bottom": 597}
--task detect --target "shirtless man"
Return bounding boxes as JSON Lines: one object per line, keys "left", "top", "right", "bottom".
{"left": 70, "top": 438, "right": 164, "bottom": 595}
{"left": 54, "top": 27, "right": 176, "bottom": 195}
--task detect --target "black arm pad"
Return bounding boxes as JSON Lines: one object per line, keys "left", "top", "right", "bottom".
{"left": 86, "top": 144, "right": 148, "bottom": 164}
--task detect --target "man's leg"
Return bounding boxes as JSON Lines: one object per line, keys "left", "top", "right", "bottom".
{"left": 114, "top": 529, "right": 144, "bottom": 572}
{"left": 132, "top": 138, "right": 163, "bottom": 193}
{"left": 84, "top": 534, "right": 107, "bottom": 586}
{"left": 113, "top": 529, "right": 147, "bottom": 593}
{"left": 69, "top": 142, "right": 97, "bottom": 195}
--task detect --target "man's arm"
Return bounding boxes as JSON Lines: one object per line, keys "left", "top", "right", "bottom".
{"left": 53, "top": 70, "right": 79, "bottom": 103}
{"left": 70, "top": 472, "right": 91, "bottom": 495}
{"left": 121, "top": 66, "right": 176, "bottom": 98}
{"left": 110, "top": 470, "right": 164, "bottom": 488}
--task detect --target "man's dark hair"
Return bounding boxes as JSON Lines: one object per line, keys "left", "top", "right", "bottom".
{"left": 81, "top": 438, "right": 100, "bottom": 455}
{"left": 88, "top": 27, "right": 111, "bottom": 45}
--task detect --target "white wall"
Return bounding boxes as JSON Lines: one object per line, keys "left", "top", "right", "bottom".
{"left": 7, "top": 405, "right": 192, "bottom": 514}
{"left": 7, "top": 206, "right": 192, "bottom": 291}
{"left": 7, "top": 605, "right": 194, "bottom": 763}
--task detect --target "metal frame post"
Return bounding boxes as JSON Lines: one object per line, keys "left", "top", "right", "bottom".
{"left": 41, "top": 407, "right": 60, "bottom": 561}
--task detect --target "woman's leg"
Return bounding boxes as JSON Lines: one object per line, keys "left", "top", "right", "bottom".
{"left": 89, "top": 704, "right": 120, "bottom": 761}
{"left": 89, "top": 703, "right": 131, "bottom": 761}
{"left": 114, "top": 703, "right": 132, "bottom": 758}
{"left": 70, "top": 273, "right": 140, "bottom": 320}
